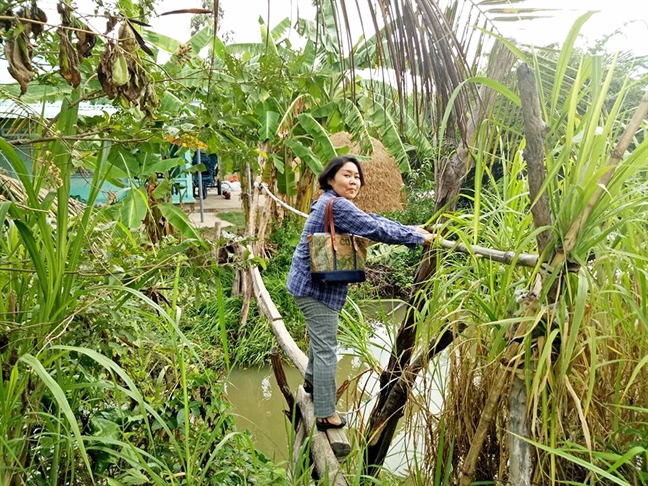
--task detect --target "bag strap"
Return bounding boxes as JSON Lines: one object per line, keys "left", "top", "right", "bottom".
{"left": 324, "top": 198, "right": 338, "bottom": 252}
{"left": 324, "top": 197, "right": 362, "bottom": 254}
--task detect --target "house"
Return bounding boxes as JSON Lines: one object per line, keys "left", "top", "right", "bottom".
{"left": 0, "top": 99, "right": 196, "bottom": 204}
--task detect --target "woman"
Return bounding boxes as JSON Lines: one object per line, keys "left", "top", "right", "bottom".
{"left": 287, "top": 155, "right": 433, "bottom": 431}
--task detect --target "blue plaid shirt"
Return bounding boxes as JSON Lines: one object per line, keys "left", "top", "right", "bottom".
{"left": 286, "top": 190, "right": 425, "bottom": 311}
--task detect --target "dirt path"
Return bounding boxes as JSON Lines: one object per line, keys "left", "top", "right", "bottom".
{"left": 183, "top": 188, "right": 265, "bottom": 229}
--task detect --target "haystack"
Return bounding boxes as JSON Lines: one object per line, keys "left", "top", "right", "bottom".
{"left": 316, "top": 132, "right": 405, "bottom": 213}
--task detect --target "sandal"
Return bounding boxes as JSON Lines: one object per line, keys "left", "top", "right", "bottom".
{"left": 303, "top": 380, "right": 313, "bottom": 394}
{"left": 316, "top": 416, "right": 347, "bottom": 431}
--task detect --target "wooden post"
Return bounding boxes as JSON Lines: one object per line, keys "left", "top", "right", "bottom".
{"left": 213, "top": 221, "right": 221, "bottom": 241}
{"left": 256, "top": 189, "right": 272, "bottom": 257}
{"left": 460, "top": 63, "right": 552, "bottom": 486}
{"left": 509, "top": 377, "right": 533, "bottom": 484}
{"left": 270, "top": 347, "right": 316, "bottom": 482}
{"left": 239, "top": 146, "right": 265, "bottom": 325}
{"left": 296, "top": 387, "right": 349, "bottom": 486}
{"left": 508, "top": 63, "right": 553, "bottom": 485}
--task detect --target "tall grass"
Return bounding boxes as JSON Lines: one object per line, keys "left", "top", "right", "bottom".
{"left": 412, "top": 19, "right": 648, "bottom": 483}
{"left": 0, "top": 97, "right": 285, "bottom": 484}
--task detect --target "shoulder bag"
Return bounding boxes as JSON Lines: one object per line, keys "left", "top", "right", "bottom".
{"left": 308, "top": 198, "right": 369, "bottom": 283}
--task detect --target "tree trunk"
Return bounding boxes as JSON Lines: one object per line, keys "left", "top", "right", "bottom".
{"left": 508, "top": 376, "right": 533, "bottom": 486}
{"left": 506, "top": 63, "right": 553, "bottom": 485}
{"left": 518, "top": 64, "right": 552, "bottom": 255}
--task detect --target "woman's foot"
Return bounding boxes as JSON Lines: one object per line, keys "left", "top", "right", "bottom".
{"left": 316, "top": 414, "right": 346, "bottom": 431}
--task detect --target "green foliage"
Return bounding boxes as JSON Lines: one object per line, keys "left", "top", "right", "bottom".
{"left": 0, "top": 210, "right": 285, "bottom": 484}
{"left": 0, "top": 115, "right": 283, "bottom": 483}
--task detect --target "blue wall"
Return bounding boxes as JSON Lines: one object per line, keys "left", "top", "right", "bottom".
{"left": 0, "top": 141, "right": 195, "bottom": 205}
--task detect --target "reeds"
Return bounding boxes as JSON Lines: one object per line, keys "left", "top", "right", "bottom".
{"left": 411, "top": 20, "right": 648, "bottom": 483}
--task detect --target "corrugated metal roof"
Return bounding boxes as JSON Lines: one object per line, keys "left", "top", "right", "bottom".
{"left": 0, "top": 100, "right": 117, "bottom": 119}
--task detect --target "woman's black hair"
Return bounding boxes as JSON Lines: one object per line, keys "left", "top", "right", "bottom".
{"left": 317, "top": 155, "right": 365, "bottom": 191}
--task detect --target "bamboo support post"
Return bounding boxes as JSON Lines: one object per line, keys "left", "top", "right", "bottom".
{"left": 508, "top": 62, "right": 553, "bottom": 485}
{"left": 270, "top": 347, "right": 299, "bottom": 422}
{"left": 296, "top": 387, "right": 350, "bottom": 486}
{"left": 509, "top": 377, "right": 533, "bottom": 484}
{"left": 213, "top": 221, "right": 221, "bottom": 241}
{"left": 271, "top": 347, "right": 316, "bottom": 482}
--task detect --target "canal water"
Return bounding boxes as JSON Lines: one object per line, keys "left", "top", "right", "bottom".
{"left": 225, "top": 300, "right": 446, "bottom": 473}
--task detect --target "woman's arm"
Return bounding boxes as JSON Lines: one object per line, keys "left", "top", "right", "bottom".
{"left": 332, "top": 198, "right": 427, "bottom": 246}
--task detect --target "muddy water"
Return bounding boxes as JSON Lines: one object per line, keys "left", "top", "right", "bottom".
{"left": 226, "top": 301, "right": 445, "bottom": 472}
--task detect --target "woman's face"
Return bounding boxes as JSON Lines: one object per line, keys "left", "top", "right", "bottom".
{"left": 329, "top": 162, "right": 362, "bottom": 200}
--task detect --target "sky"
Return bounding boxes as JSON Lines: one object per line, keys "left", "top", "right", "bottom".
{"left": 153, "top": 0, "right": 648, "bottom": 54}
{"left": 1, "top": 0, "right": 647, "bottom": 84}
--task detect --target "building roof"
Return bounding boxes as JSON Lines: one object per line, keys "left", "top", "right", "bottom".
{"left": 0, "top": 99, "right": 117, "bottom": 120}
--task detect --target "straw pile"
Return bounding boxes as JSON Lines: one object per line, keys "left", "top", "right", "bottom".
{"left": 316, "top": 132, "right": 405, "bottom": 213}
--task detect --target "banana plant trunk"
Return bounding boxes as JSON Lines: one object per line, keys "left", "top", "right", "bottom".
{"left": 295, "top": 168, "right": 315, "bottom": 215}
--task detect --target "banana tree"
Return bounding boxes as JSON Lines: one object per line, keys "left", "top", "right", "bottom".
{"left": 242, "top": 7, "right": 438, "bottom": 216}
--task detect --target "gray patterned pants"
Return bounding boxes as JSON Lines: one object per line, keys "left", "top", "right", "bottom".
{"left": 295, "top": 296, "right": 339, "bottom": 418}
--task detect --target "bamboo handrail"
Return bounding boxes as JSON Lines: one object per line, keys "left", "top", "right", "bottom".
{"left": 257, "top": 182, "right": 541, "bottom": 268}
{"left": 257, "top": 182, "right": 308, "bottom": 218}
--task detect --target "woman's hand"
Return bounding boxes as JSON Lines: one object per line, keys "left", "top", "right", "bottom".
{"left": 414, "top": 226, "right": 435, "bottom": 245}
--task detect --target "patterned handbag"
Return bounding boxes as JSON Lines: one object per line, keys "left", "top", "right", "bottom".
{"left": 308, "top": 198, "right": 369, "bottom": 283}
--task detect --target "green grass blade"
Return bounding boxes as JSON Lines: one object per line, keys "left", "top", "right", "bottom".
{"left": 19, "top": 354, "right": 94, "bottom": 482}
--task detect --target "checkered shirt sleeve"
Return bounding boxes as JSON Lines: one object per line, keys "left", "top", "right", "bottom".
{"left": 286, "top": 191, "right": 424, "bottom": 311}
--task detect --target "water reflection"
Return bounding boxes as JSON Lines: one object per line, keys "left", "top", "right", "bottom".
{"left": 226, "top": 300, "right": 446, "bottom": 473}
{"left": 227, "top": 353, "right": 365, "bottom": 461}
